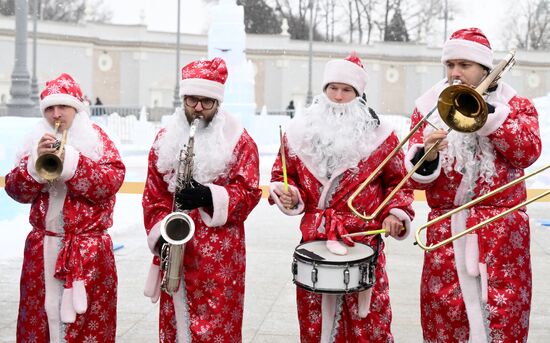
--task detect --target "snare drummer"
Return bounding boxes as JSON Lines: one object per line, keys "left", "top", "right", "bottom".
{"left": 269, "top": 53, "right": 414, "bottom": 342}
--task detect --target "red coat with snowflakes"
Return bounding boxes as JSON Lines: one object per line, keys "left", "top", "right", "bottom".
{"left": 142, "top": 115, "right": 262, "bottom": 342}
{"left": 5, "top": 123, "right": 125, "bottom": 343}
{"left": 270, "top": 120, "right": 414, "bottom": 343}
{"left": 406, "top": 80, "right": 541, "bottom": 342}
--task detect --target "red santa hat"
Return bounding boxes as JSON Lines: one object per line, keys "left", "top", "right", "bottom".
{"left": 322, "top": 52, "right": 367, "bottom": 95}
{"left": 179, "top": 57, "right": 228, "bottom": 102}
{"left": 441, "top": 27, "right": 493, "bottom": 70}
{"left": 40, "top": 73, "right": 86, "bottom": 115}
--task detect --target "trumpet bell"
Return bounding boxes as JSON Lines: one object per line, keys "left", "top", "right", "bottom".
{"left": 438, "top": 84, "right": 488, "bottom": 133}
{"left": 35, "top": 154, "right": 63, "bottom": 181}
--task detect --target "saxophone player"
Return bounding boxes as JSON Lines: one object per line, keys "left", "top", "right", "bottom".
{"left": 142, "top": 57, "right": 262, "bottom": 342}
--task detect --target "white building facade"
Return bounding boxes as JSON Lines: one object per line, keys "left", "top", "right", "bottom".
{"left": 0, "top": 16, "right": 549, "bottom": 115}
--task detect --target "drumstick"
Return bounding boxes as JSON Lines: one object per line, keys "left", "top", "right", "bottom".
{"left": 279, "top": 125, "right": 289, "bottom": 192}
{"left": 342, "top": 227, "right": 405, "bottom": 238}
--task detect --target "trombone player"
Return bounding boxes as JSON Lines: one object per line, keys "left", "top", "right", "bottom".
{"left": 4, "top": 73, "right": 125, "bottom": 342}
{"left": 406, "top": 28, "right": 541, "bottom": 342}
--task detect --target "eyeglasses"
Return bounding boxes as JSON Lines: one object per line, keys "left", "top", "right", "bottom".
{"left": 184, "top": 96, "right": 217, "bottom": 110}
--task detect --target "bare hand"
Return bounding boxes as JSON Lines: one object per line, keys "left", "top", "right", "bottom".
{"left": 37, "top": 133, "right": 58, "bottom": 157}
{"left": 274, "top": 187, "right": 298, "bottom": 209}
{"left": 382, "top": 214, "right": 404, "bottom": 238}
{"left": 424, "top": 129, "right": 448, "bottom": 162}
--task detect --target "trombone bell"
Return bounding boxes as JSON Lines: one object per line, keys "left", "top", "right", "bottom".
{"left": 438, "top": 84, "right": 488, "bottom": 133}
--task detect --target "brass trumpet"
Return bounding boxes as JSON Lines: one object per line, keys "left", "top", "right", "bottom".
{"left": 35, "top": 121, "right": 68, "bottom": 181}
{"left": 344, "top": 50, "right": 516, "bottom": 237}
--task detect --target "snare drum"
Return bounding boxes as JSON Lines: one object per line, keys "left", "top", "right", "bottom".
{"left": 292, "top": 240, "right": 377, "bottom": 294}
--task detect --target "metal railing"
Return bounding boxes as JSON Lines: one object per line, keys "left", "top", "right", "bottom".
{"left": 255, "top": 109, "right": 294, "bottom": 117}
{"left": 89, "top": 105, "right": 172, "bottom": 121}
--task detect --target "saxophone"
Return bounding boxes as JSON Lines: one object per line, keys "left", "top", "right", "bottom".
{"left": 159, "top": 117, "right": 201, "bottom": 295}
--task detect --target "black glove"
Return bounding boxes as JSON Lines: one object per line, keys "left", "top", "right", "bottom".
{"left": 411, "top": 147, "right": 439, "bottom": 176}
{"left": 486, "top": 102, "right": 495, "bottom": 114}
{"left": 156, "top": 235, "right": 168, "bottom": 255}
{"left": 175, "top": 179, "right": 213, "bottom": 210}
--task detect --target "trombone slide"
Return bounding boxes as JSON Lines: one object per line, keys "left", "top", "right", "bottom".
{"left": 414, "top": 164, "right": 550, "bottom": 252}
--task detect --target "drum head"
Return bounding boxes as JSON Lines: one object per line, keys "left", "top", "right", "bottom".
{"left": 294, "top": 240, "right": 375, "bottom": 265}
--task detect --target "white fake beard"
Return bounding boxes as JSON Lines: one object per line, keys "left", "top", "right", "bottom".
{"left": 424, "top": 122, "right": 496, "bottom": 185}
{"left": 154, "top": 108, "right": 234, "bottom": 192}
{"left": 290, "top": 93, "right": 380, "bottom": 178}
{"left": 16, "top": 112, "right": 103, "bottom": 163}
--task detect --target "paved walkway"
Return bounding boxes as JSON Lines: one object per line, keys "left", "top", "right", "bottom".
{"left": 1, "top": 200, "right": 549, "bottom": 342}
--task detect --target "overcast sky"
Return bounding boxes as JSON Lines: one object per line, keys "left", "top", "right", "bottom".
{"left": 107, "top": 0, "right": 511, "bottom": 49}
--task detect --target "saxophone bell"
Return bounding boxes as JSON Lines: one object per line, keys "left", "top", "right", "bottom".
{"left": 160, "top": 212, "right": 195, "bottom": 246}
{"left": 159, "top": 211, "right": 195, "bottom": 295}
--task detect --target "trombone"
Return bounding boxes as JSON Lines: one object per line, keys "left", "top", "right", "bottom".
{"left": 35, "top": 121, "right": 68, "bottom": 181}
{"left": 344, "top": 50, "right": 516, "bottom": 238}
{"left": 415, "top": 164, "right": 550, "bottom": 251}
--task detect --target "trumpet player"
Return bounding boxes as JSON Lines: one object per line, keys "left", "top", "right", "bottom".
{"left": 406, "top": 28, "right": 541, "bottom": 342}
{"left": 142, "top": 57, "right": 262, "bottom": 342}
{"left": 4, "top": 73, "right": 125, "bottom": 342}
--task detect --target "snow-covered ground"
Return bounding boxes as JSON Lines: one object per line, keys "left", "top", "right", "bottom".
{"left": 1, "top": 95, "right": 549, "bottom": 259}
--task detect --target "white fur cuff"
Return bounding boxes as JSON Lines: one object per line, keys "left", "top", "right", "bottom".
{"left": 269, "top": 182, "right": 305, "bottom": 216}
{"left": 58, "top": 145, "right": 80, "bottom": 182}
{"left": 389, "top": 208, "right": 412, "bottom": 240}
{"left": 405, "top": 143, "right": 441, "bottom": 184}
{"left": 27, "top": 146, "right": 46, "bottom": 183}
{"left": 475, "top": 102, "right": 510, "bottom": 136}
{"left": 198, "top": 184, "right": 229, "bottom": 227}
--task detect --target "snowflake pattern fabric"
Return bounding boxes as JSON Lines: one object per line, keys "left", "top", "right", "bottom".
{"left": 143, "top": 129, "right": 261, "bottom": 342}
{"left": 408, "top": 90, "right": 541, "bottom": 342}
{"left": 40, "top": 73, "right": 83, "bottom": 101}
{"left": 271, "top": 132, "right": 414, "bottom": 342}
{"left": 181, "top": 58, "right": 228, "bottom": 84}
{"left": 5, "top": 125, "right": 125, "bottom": 342}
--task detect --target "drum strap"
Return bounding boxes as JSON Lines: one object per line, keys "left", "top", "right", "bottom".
{"left": 295, "top": 247, "right": 325, "bottom": 261}
{"left": 373, "top": 234, "right": 382, "bottom": 265}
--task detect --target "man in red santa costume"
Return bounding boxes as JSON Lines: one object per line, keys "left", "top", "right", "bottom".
{"left": 5, "top": 73, "right": 125, "bottom": 342}
{"left": 142, "top": 57, "right": 262, "bottom": 342}
{"left": 270, "top": 53, "right": 414, "bottom": 342}
{"left": 406, "top": 28, "right": 541, "bottom": 342}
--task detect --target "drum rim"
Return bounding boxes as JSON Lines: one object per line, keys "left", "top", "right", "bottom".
{"left": 293, "top": 280, "right": 374, "bottom": 294}
{"left": 293, "top": 240, "right": 375, "bottom": 266}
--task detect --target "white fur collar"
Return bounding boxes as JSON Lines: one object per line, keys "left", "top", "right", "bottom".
{"left": 154, "top": 108, "right": 243, "bottom": 192}
{"left": 415, "top": 79, "right": 516, "bottom": 185}
{"left": 415, "top": 79, "right": 516, "bottom": 117}
{"left": 285, "top": 94, "right": 393, "bottom": 183}
{"left": 15, "top": 112, "right": 103, "bottom": 164}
